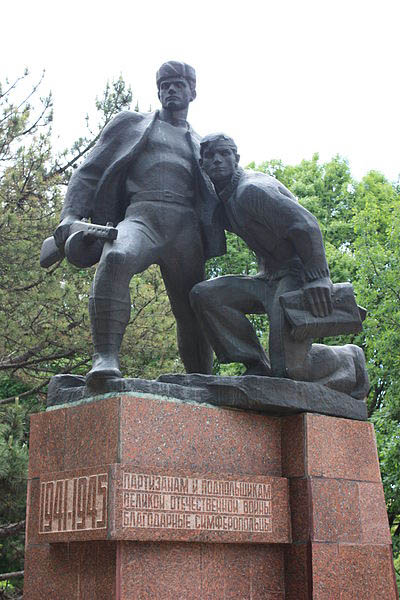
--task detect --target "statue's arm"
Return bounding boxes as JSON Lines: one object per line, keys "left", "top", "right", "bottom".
{"left": 245, "top": 180, "right": 333, "bottom": 317}
{"left": 285, "top": 204, "right": 333, "bottom": 317}
{"left": 55, "top": 112, "right": 134, "bottom": 248}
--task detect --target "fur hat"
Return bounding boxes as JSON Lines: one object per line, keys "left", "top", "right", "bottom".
{"left": 156, "top": 61, "right": 196, "bottom": 89}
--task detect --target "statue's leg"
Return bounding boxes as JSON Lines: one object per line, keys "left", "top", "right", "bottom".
{"left": 306, "top": 343, "right": 370, "bottom": 399}
{"left": 267, "top": 274, "right": 312, "bottom": 379}
{"left": 189, "top": 276, "right": 271, "bottom": 375}
{"left": 86, "top": 217, "right": 160, "bottom": 385}
{"left": 160, "top": 255, "right": 213, "bottom": 375}
{"left": 268, "top": 275, "right": 369, "bottom": 397}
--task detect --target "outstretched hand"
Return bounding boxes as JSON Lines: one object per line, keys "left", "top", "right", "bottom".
{"left": 53, "top": 214, "right": 80, "bottom": 249}
{"left": 303, "top": 277, "right": 333, "bottom": 317}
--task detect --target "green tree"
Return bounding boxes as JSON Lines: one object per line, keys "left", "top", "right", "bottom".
{"left": 353, "top": 171, "right": 400, "bottom": 415}
{"left": 352, "top": 171, "right": 400, "bottom": 578}
{"left": 0, "top": 381, "right": 31, "bottom": 592}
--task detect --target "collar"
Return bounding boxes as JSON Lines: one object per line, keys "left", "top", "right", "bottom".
{"left": 218, "top": 167, "right": 245, "bottom": 202}
{"left": 156, "top": 109, "right": 191, "bottom": 132}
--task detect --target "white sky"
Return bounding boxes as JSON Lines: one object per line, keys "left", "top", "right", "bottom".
{"left": 2, "top": 0, "right": 399, "bottom": 181}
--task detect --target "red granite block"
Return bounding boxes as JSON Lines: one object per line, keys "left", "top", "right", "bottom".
{"left": 281, "top": 414, "right": 306, "bottom": 477}
{"left": 119, "top": 395, "right": 282, "bottom": 476}
{"left": 289, "top": 478, "right": 310, "bottom": 542}
{"left": 310, "top": 542, "right": 340, "bottom": 598}
{"left": 201, "top": 543, "right": 285, "bottom": 599}
{"left": 24, "top": 543, "right": 79, "bottom": 599}
{"left": 284, "top": 543, "right": 310, "bottom": 600}
{"left": 117, "top": 541, "right": 285, "bottom": 599}
{"left": 77, "top": 541, "right": 116, "bottom": 600}
{"left": 358, "top": 481, "right": 392, "bottom": 544}
{"left": 202, "top": 543, "right": 251, "bottom": 599}
{"left": 25, "top": 477, "right": 40, "bottom": 545}
{"left": 337, "top": 544, "right": 398, "bottom": 599}
{"left": 242, "top": 544, "right": 284, "bottom": 596}
{"left": 305, "top": 414, "right": 381, "bottom": 481}
{"left": 64, "top": 397, "right": 120, "bottom": 470}
{"left": 310, "top": 478, "right": 361, "bottom": 543}
{"left": 309, "top": 543, "right": 399, "bottom": 599}
{"left": 117, "top": 540, "right": 202, "bottom": 599}
{"left": 198, "top": 543, "right": 223, "bottom": 600}
{"left": 28, "top": 408, "right": 66, "bottom": 478}
{"left": 24, "top": 541, "right": 116, "bottom": 600}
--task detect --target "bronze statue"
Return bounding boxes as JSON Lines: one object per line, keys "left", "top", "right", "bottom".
{"left": 190, "top": 133, "right": 369, "bottom": 399}
{"left": 43, "top": 64, "right": 368, "bottom": 402}
{"left": 52, "top": 62, "right": 225, "bottom": 385}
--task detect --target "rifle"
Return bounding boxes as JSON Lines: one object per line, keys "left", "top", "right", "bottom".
{"left": 40, "top": 220, "right": 118, "bottom": 268}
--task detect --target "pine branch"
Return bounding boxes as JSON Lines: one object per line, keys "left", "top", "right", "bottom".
{"left": 20, "top": 95, "right": 52, "bottom": 137}
{"left": 50, "top": 135, "right": 100, "bottom": 177}
{"left": 0, "top": 350, "right": 76, "bottom": 370}
{"left": 0, "top": 73, "right": 27, "bottom": 100}
{"left": 0, "top": 520, "right": 25, "bottom": 539}
{"left": 0, "top": 72, "right": 46, "bottom": 128}
{"left": 0, "top": 380, "right": 49, "bottom": 405}
{"left": 0, "top": 570, "right": 24, "bottom": 581}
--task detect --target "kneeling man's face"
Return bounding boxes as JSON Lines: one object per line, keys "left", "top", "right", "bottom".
{"left": 200, "top": 142, "right": 239, "bottom": 184}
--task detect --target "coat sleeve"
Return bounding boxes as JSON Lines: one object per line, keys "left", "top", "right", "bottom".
{"left": 243, "top": 179, "right": 330, "bottom": 281}
{"left": 60, "top": 112, "right": 134, "bottom": 220}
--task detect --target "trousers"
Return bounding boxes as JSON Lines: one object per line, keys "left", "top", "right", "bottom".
{"left": 190, "top": 273, "right": 369, "bottom": 398}
{"left": 90, "top": 201, "right": 212, "bottom": 374}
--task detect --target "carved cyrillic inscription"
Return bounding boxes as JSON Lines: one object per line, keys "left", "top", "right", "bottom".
{"left": 121, "top": 473, "right": 272, "bottom": 533}
{"left": 39, "top": 473, "right": 107, "bottom": 533}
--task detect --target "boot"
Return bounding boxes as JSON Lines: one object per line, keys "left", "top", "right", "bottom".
{"left": 86, "top": 296, "right": 130, "bottom": 387}
{"left": 243, "top": 359, "right": 272, "bottom": 376}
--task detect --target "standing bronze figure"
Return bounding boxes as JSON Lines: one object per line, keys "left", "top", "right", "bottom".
{"left": 52, "top": 62, "right": 225, "bottom": 385}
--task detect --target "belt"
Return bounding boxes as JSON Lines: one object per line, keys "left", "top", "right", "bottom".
{"left": 128, "top": 190, "right": 194, "bottom": 204}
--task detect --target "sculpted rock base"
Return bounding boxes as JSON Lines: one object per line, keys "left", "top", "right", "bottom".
{"left": 47, "top": 372, "right": 368, "bottom": 421}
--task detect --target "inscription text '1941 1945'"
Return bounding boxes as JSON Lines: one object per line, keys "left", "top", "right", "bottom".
{"left": 39, "top": 473, "right": 108, "bottom": 533}
{"left": 122, "top": 472, "right": 272, "bottom": 534}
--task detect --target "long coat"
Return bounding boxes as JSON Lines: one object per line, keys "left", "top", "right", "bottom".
{"left": 61, "top": 110, "right": 226, "bottom": 261}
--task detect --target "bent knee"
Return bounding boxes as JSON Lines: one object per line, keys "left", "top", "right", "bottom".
{"left": 190, "top": 281, "right": 213, "bottom": 310}
{"left": 103, "top": 249, "right": 127, "bottom": 266}
{"left": 98, "top": 248, "right": 131, "bottom": 279}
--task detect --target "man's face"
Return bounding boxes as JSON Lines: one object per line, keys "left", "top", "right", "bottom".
{"left": 200, "top": 142, "right": 239, "bottom": 184}
{"left": 158, "top": 77, "right": 194, "bottom": 110}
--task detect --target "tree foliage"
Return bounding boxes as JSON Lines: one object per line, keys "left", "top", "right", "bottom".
{"left": 0, "top": 386, "right": 30, "bottom": 589}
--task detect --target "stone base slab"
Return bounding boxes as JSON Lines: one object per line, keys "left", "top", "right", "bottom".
{"left": 24, "top": 392, "right": 397, "bottom": 599}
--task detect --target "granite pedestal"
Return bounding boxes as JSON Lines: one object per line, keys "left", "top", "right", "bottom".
{"left": 24, "top": 389, "right": 398, "bottom": 599}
